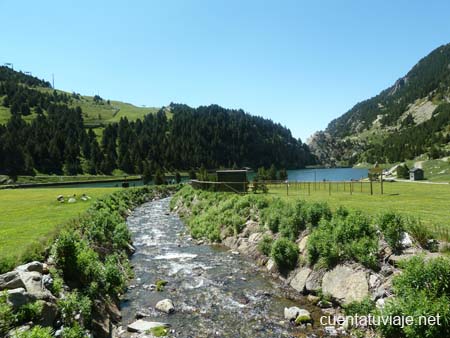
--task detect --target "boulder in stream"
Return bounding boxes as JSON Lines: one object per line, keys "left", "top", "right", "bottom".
{"left": 155, "top": 298, "right": 175, "bottom": 314}
{"left": 127, "top": 319, "right": 170, "bottom": 333}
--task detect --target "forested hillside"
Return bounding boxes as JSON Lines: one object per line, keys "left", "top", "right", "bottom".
{"left": 309, "top": 43, "right": 450, "bottom": 165}
{"left": 0, "top": 67, "right": 314, "bottom": 177}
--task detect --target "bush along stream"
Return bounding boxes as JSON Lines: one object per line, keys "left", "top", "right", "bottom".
{"left": 170, "top": 185, "right": 450, "bottom": 338}
{"left": 0, "top": 185, "right": 177, "bottom": 338}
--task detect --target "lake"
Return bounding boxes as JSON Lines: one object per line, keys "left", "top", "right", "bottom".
{"left": 27, "top": 168, "right": 368, "bottom": 188}
{"left": 248, "top": 167, "right": 368, "bottom": 182}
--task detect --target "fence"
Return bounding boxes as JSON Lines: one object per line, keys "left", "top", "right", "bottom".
{"left": 261, "top": 180, "right": 386, "bottom": 196}
{"left": 191, "top": 179, "right": 386, "bottom": 196}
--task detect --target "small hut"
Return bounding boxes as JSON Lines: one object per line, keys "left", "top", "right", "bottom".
{"left": 216, "top": 170, "right": 248, "bottom": 192}
{"left": 409, "top": 167, "right": 424, "bottom": 181}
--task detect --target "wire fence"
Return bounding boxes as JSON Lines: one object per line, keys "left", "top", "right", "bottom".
{"left": 191, "top": 179, "right": 386, "bottom": 196}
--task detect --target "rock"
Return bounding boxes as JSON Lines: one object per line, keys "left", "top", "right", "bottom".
{"left": 284, "top": 307, "right": 311, "bottom": 323}
{"left": 7, "top": 325, "right": 31, "bottom": 337}
{"left": 400, "top": 232, "right": 413, "bottom": 248}
{"left": 376, "top": 298, "right": 386, "bottom": 309}
{"left": 42, "top": 274, "right": 53, "bottom": 290}
{"left": 324, "top": 326, "right": 338, "bottom": 336}
{"left": 307, "top": 294, "right": 320, "bottom": 304}
{"left": 284, "top": 306, "right": 302, "bottom": 321}
{"left": 127, "top": 320, "right": 170, "bottom": 333}
{"left": 322, "top": 265, "right": 369, "bottom": 305}
{"left": 298, "top": 235, "right": 309, "bottom": 254}
{"left": 266, "top": 258, "right": 277, "bottom": 273}
{"left": 155, "top": 299, "right": 175, "bottom": 314}
{"left": 369, "top": 274, "right": 381, "bottom": 290}
{"left": 0, "top": 271, "right": 25, "bottom": 290}
{"left": 389, "top": 247, "right": 423, "bottom": 266}
{"left": 135, "top": 310, "right": 150, "bottom": 319}
{"left": 380, "top": 264, "right": 394, "bottom": 277}
{"left": 17, "top": 270, "right": 53, "bottom": 300}
{"left": 318, "top": 300, "right": 333, "bottom": 308}
{"left": 289, "top": 267, "right": 312, "bottom": 293}
{"left": 295, "top": 309, "right": 312, "bottom": 325}
{"left": 126, "top": 243, "right": 136, "bottom": 255}
{"left": 7, "top": 288, "right": 34, "bottom": 308}
{"left": 106, "top": 301, "right": 121, "bottom": 323}
{"left": 39, "top": 301, "right": 58, "bottom": 327}
{"left": 68, "top": 197, "right": 76, "bottom": 203}
{"left": 57, "top": 195, "right": 64, "bottom": 202}
{"left": 16, "top": 261, "right": 44, "bottom": 274}
{"left": 305, "top": 269, "right": 325, "bottom": 292}
{"left": 91, "top": 317, "right": 111, "bottom": 338}
{"left": 248, "top": 232, "right": 263, "bottom": 244}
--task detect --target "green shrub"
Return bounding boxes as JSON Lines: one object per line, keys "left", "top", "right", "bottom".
{"left": 257, "top": 235, "right": 273, "bottom": 256}
{"left": 308, "top": 211, "right": 378, "bottom": 269}
{"left": 335, "top": 206, "right": 349, "bottom": 218}
{"left": 376, "top": 256, "right": 450, "bottom": 337}
{"left": 344, "top": 297, "right": 375, "bottom": 316}
{"left": 48, "top": 267, "right": 64, "bottom": 296}
{"left": 16, "top": 301, "right": 44, "bottom": 323}
{"left": 0, "top": 291, "right": 14, "bottom": 336}
{"left": 378, "top": 290, "right": 449, "bottom": 338}
{"left": 57, "top": 291, "right": 92, "bottom": 327}
{"left": 378, "top": 212, "right": 405, "bottom": 252}
{"left": 61, "top": 323, "right": 88, "bottom": 338}
{"left": 406, "top": 217, "right": 434, "bottom": 249}
{"left": 271, "top": 238, "right": 299, "bottom": 272}
{"left": 306, "top": 202, "right": 332, "bottom": 228}
{"left": 15, "top": 326, "right": 53, "bottom": 338}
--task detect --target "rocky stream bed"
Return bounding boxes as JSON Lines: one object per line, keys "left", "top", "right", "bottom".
{"left": 120, "top": 197, "right": 326, "bottom": 337}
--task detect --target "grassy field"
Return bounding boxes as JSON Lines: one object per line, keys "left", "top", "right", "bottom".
{"left": 0, "top": 90, "right": 160, "bottom": 126}
{"left": 14, "top": 174, "right": 141, "bottom": 184}
{"left": 0, "top": 187, "right": 119, "bottom": 269}
{"left": 269, "top": 181, "right": 450, "bottom": 235}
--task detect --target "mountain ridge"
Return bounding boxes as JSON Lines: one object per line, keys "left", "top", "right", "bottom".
{"left": 309, "top": 43, "right": 450, "bottom": 165}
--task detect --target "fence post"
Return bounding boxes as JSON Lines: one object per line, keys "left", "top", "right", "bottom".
{"left": 370, "top": 180, "right": 373, "bottom": 195}
{"left": 308, "top": 182, "right": 310, "bottom": 195}
{"left": 361, "top": 181, "right": 363, "bottom": 193}
{"left": 286, "top": 181, "right": 289, "bottom": 196}
{"left": 350, "top": 181, "right": 352, "bottom": 195}
{"left": 380, "top": 173, "right": 384, "bottom": 195}
{"left": 329, "top": 182, "right": 331, "bottom": 195}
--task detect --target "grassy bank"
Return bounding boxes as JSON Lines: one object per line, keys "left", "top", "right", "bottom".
{"left": 1, "top": 185, "right": 177, "bottom": 337}
{"left": 268, "top": 181, "right": 450, "bottom": 235}
{"left": 0, "top": 187, "right": 119, "bottom": 272}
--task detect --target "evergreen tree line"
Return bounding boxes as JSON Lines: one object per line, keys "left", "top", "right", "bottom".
{"left": 106, "top": 104, "right": 315, "bottom": 174}
{"left": 0, "top": 99, "right": 315, "bottom": 176}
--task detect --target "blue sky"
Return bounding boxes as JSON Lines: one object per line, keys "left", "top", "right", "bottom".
{"left": 2, "top": 0, "right": 450, "bottom": 141}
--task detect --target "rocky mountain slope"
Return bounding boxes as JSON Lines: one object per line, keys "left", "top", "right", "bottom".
{"left": 309, "top": 43, "right": 450, "bottom": 166}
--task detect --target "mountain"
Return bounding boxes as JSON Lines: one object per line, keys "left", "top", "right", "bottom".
{"left": 309, "top": 43, "right": 450, "bottom": 166}
{"left": 0, "top": 66, "right": 314, "bottom": 177}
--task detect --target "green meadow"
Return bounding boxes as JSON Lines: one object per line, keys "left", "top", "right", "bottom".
{"left": 0, "top": 187, "right": 119, "bottom": 270}
{"left": 269, "top": 181, "right": 450, "bottom": 235}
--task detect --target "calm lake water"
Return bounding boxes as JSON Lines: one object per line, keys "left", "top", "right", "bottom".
{"left": 29, "top": 168, "right": 368, "bottom": 188}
